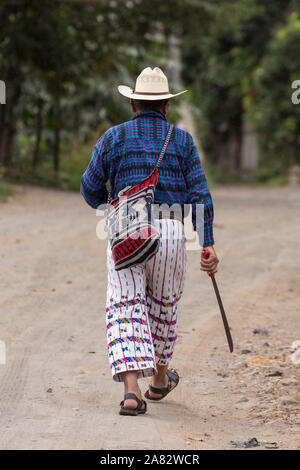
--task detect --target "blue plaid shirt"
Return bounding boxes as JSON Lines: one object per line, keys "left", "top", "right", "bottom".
{"left": 81, "top": 109, "right": 214, "bottom": 246}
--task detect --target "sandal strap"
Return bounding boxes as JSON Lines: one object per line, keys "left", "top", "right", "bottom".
{"left": 148, "top": 369, "right": 180, "bottom": 395}
{"left": 148, "top": 384, "right": 170, "bottom": 394}
{"left": 124, "top": 393, "right": 140, "bottom": 403}
{"left": 166, "top": 368, "right": 179, "bottom": 385}
{"left": 120, "top": 393, "right": 147, "bottom": 412}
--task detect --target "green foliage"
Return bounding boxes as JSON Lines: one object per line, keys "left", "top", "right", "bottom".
{"left": 246, "top": 14, "right": 300, "bottom": 171}
{"left": 1, "top": 0, "right": 299, "bottom": 187}
{"left": 181, "top": 0, "right": 296, "bottom": 180}
{"left": 60, "top": 138, "right": 98, "bottom": 192}
{"left": 0, "top": 0, "right": 171, "bottom": 172}
{"left": 0, "top": 182, "right": 13, "bottom": 200}
{"left": 0, "top": 167, "right": 14, "bottom": 199}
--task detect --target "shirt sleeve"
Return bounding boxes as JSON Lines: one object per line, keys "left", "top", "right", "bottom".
{"left": 182, "top": 135, "right": 215, "bottom": 247}
{"left": 80, "top": 134, "right": 109, "bottom": 209}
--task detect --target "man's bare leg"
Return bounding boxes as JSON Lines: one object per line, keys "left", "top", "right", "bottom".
{"left": 122, "top": 371, "right": 144, "bottom": 409}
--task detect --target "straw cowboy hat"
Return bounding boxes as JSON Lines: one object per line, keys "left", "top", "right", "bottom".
{"left": 118, "top": 66, "right": 187, "bottom": 101}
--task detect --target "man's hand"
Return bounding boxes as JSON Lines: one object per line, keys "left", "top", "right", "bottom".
{"left": 200, "top": 246, "right": 219, "bottom": 275}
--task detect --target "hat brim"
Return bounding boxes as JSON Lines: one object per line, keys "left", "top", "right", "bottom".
{"left": 118, "top": 85, "right": 187, "bottom": 100}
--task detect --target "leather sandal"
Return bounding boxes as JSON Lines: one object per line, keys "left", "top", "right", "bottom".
{"left": 144, "top": 368, "right": 179, "bottom": 401}
{"left": 119, "top": 393, "right": 147, "bottom": 416}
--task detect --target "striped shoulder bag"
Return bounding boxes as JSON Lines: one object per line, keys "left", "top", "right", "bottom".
{"left": 107, "top": 123, "right": 174, "bottom": 271}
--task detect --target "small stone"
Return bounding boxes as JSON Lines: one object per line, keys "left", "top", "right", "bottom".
{"left": 67, "top": 280, "right": 72, "bottom": 284}
{"left": 233, "top": 361, "right": 248, "bottom": 371}
{"left": 230, "top": 437, "right": 259, "bottom": 448}
{"left": 279, "top": 396, "right": 298, "bottom": 407}
{"left": 241, "top": 349, "right": 251, "bottom": 354}
{"left": 186, "top": 436, "right": 204, "bottom": 442}
{"left": 253, "top": 328, "right": 269, "bottom": 336}
{"left": 265, "top": 368, "right": 283, "bottom": 377}
{"left": 264, "top": 442, "right": 278, "bottom": 449}
{"left": 263, "top": 342, "right": 270, "bottom": 347}
{"left": 47, "top": 388, "right": 53, "bottom": 393}
{"left": 281, "top": 378, "right": 298, "bottom": 386}
{"left": 237, "top": 397, "right": 249, "bottom": 403}
{"left": 217, "top": 372, "right": 228, "bottom": 378}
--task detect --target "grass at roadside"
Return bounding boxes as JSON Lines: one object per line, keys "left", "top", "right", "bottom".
{"left": 5, "top": 136, "right": 96, "bottom": 193}
{"left": 204, "top": 162, "right": 290, "bottom": 189}
{"left": 0, "top": 180, "right": 14, "bottom": 200}
{"left": 60, "top": 139, "right": 94, "bottom": 191}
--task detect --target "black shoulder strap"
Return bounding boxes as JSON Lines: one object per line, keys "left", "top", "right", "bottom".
{"left": 155, "top": 124, "right": 174, "bottom": 170}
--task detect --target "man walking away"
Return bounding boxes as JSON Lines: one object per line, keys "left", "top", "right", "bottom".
{"left": 81, "top": 67, "right": 219, "bottom": 415}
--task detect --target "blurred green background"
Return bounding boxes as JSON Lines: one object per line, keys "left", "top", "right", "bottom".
{"left": 1, "top": 0, "right": 300, "bottom": 199}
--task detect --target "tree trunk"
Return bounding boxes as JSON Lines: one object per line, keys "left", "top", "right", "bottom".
{"left": 72, "top": 105, "right": 80, "bottom": 136}
{"left": 0, "top": 67, "right": 7, "bottom": 166}
{"left": 0, "top": 68, "right": 21, "bottom": 167}
{"left": 209, "top": 123, "right": 243, "bottom": 176}
{"left": 32, "top": 99, "right": 43, "bottom": 169}
{"left": 0, "top": 99, "right": 5, "bottom": 165}
{"left": 53, "top": 101, "right": 61, "bottom": 173}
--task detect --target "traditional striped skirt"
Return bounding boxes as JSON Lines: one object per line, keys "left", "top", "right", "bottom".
{"left": 105, "top": 217, "right": 187, "bottom": 382}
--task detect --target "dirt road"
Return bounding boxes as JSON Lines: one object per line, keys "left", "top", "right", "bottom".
{"left": 0, "top": 185, "right": 300, "bottom": 450}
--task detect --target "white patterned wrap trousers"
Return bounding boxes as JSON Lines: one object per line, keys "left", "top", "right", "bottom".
{"left": 106, "top": 218, "right": 187, "bottom": 382}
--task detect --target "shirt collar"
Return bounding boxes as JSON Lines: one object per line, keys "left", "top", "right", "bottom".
{"left": 131, "top": 109, "right": 167, "bottom": 122}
